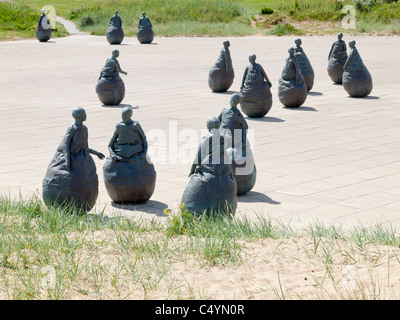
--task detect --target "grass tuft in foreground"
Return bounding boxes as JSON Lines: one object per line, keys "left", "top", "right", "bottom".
{"left": 1, "top": 194, "right": 400, "bottom": 299}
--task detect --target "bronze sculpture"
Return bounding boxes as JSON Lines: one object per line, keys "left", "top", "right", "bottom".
{"left": 42, "top": 108, "right": 105, "bottom": 213}
{"left": 239, "top": 54, "right": 273, "bottom": 118}
{"left": 137, "top": 12, "right": 154, "bottom": 44}
{"left": 181, "top": 117, "right": 237, "bottom": 216}
{"left": 327, "top": 33, "right": 348, "bottom": 84}
{"left": 106, "top": 10, "right": 124, "bottom": 45}
{"left": 208, "top": 40, "right": 235, "bottom": 92}
{"left": 278, "top": 47, "right": 307, "bottom": 108}
{"left": 342, "top": 40, "right": 373, "bottom": 97}
{"left": 218, "top": 94, "right": 256, "bottom": 195}
{"left": 294, "top": 38, "right": 314, "bottom": 91}
{"left": 103, "top": 107, "right": 156, "bottom": 204}
{"left": 36, "top": 10, "right": 51, "bottom": 42}
{"left": 96, "top": 49, "right": 127, "bottom": 105}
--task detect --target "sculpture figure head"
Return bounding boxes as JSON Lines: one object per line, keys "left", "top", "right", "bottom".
{"left": 294, "top": 38, "right": 302, "bottom": 47}
{"left": 349, "top": 40, "right": 356, "bottom": 48}
{"left": 223, "top": 40, "right": 230, "bottom": 48}
{"left": 112, "top": 49, "right": 120, "bottom": 58}
{"left": 121, "top": 106, "right": 133, "bottom": 124}
{"left": 288, "top": 47, "right": 295, "bottom": 55}
{"left": 248, "top": 54, "right": 256, "bottom": 64}
{"left": 337, "top": 32, "right": 343, "bottom": 40}
{"left": 230, "top": 93, "right": 241, "bottom": 109}
{"left": 72, "top": 107, "right": 87, "bottom": 123}
{"left": 142, "top": 12, "right": 146, "bottom": 17}
{"left": 206, "top": 117, "right": 220, "bottom": 134}
{"left": 115, "top": 10, "right": 118, "bottom": 15}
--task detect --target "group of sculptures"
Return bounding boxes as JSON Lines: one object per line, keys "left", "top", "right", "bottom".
{"left": 36, "top": 10, "right": 154, "bottom": 45}
{"left": 36, "top": 9, "right": 373, "bottom": 216}
{"left": 208, "top": 33, "right": 373, "bottom": 117}
{"left": 106, "top": 11, "right": 154, "bottom": 45}
{"left": 43, "top": 106, "right": 156, "bottom": 213}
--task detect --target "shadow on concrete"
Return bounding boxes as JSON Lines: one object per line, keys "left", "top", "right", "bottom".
{"left": 101, "top": 104, "right": 138, "bottom": 109}
{"left": 308, "top": 91, "right": 323, "bottom": 96}
{"left": 38, "top": 41, "right": 56, "bottom": 44}
{"left": 111, "top": 200, "right": 168, "bottom": 217}
{"left": 238, "top": 191, "right": 281, "bottom": 205}
{"left": 283, "top": 105, "right": 318, "bottom": 112}
{"left": 348, "top": 95, "right": 380, "bottom": 100}
{"left": 211, "top": 90, "right": 239, "bottom": 95}
{"left": 246, "top": 116, "right": 285, "bottom": 123}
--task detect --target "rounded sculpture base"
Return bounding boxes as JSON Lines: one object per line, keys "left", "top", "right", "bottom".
{"left": 137, "top": 28, "right": 154, "bottom": 44}
{"left": 342, "top": 70, "right": 373, "bottom": 98}
{"left": 36, "top": 30, "right": 51, "bottom": 42}
{"left": 232, "top": 163, "right": 256, "bottom": 195}
{"left": 327, "top": 59, "right": 345, "bottom": 84}
{"left": 303, "top": 73, "right": 314, "bottom": 92}
{"left": 103, "top": 158, "right": 156, "bottom": 204}
{"left": 96, "top": 77, "right": 125, "bottom": 106}
{"left": 208, "top": 68, "right": 234, "bottom": 92}
{"left": 278, "top": 79, "right": 307, "bottom": 108}
{"left": 240, "top": 99, "right": 272, "bottom": 118}
{"left": 42, "top": 173, "right": 98, "bottom": 214}
{"left": 181, "top": 169, "right": 237, "bottom": 217}
{"left": 106, "top": 26, "right": 124, "bottom": 45}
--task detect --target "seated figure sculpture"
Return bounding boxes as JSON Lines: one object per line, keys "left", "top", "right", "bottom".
{"left": 106, "top": 10, "right": 124, "bottom": 45}
{"left": 96, "top": 49, "right": 127, "bottom": 105}
{"left": 137, "top": 12, "right": 154, "bottom": 44}
{"left": 42, "top": 107, "right": 105, "bottom": 213}
{"left": 181, "top": 117, "right": 237, "bottom": 216}
{"left": 103, "top": 107, "right": 156, "bottom": 204}
{"left": 218, "top": 93, "right": 256, "bottom": 195}
{"left": 278, "top": 47, "right": 308, "bottom": 108}
{"left": 36, "top": 10, "right": 51, "bottom": 42}
{"left": 342, "top": 40, "right": 373, "bottom": 97}
{"left": 294, "top": 38, "right": 314, "bottom": 91}
{"left": 239, "top": 54, "right": 273, "bottom": 118}
{"left": 208, "top": 40, "right": 234, "bottom": 92}
{"left": 327, "top": 33, "right": 347, "bottom": 84}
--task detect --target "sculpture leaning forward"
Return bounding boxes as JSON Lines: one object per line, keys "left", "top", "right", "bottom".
{"left": 208, "top": 40, "right": 235, "bottom": 92}
{"left": 181, "top": 117, "right": 237, "bottom": 216}
{"left": 342, "top": 40, "right": 373, "bottom": 98}
{"left": 278, "top": 47, "right": 307, "bottom": 108}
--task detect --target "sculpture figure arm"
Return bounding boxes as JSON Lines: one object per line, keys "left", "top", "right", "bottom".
{"left": 89, "top": 148, "right": 105, "bottom": 160}
{"left": 240, "top": 66, "right": 248, "bottom": 90}
{"left": 260, "top": 65, "right": 272, "bottom": 87}
{"left": 107, "top": 128, "right": 122, "bottom": 161}
{"left": 135, "top": 122, "right": 148, "bottom": 160}
{"left": 328, "top": 43, "right": 334, "bottom": 60}
{"left": 115, "top": 60, "right": 127, "bottom": 75}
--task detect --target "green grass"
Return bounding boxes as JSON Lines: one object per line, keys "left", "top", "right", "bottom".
{"left": 1, "top": 194, "right": 400, "bottom": 299}
{"left": 0, "top": 2, "right": 68, "bottom": 41}
{"left": 3, "top": 0, "right": 400, "bottom": 39}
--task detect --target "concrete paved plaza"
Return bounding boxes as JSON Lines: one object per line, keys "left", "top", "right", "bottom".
{"left": 0, "top": 34, "right": 399, "bottom": 230}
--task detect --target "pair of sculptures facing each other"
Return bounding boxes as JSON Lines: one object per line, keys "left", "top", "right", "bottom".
{"left": 328, "top": 34, "right": 373, "bottom": 97}
{"left": 42, "top": 107, "right": 156, "bottom": 213}
{"left": 106, "top": 11, "right": 154, "bottom": 45}
{"left": 36, "top": 10, "right": 52, "bottom": 42}
{"left": 181, "top": 94, "right": 256, "bottom": 217}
